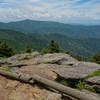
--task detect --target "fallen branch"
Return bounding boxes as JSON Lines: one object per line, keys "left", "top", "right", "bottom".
{"left": 0, "top": 70, "right": 34, "bottom": 84}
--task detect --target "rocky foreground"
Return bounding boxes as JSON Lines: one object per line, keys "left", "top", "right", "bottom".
{"left": 0, "top": 52, "right": 100, "bottom": 100}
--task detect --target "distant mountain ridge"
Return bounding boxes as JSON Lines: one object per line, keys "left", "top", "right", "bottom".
{"left": 0, "top": 19, "right": 100, "bottom": 38}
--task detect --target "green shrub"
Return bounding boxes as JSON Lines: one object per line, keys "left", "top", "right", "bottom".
{"left": 76, "top": 81, "right": 86, "bottom": 90}
{"left": 57, "top": 78, "right": 79, "bottom": 88}
{"left": 57, "top": 77, "right": 97, "bottom": 93}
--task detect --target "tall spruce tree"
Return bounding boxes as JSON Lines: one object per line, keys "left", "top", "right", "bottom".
{"left": 48, "top": 40, "right": 60, "bottom": 53}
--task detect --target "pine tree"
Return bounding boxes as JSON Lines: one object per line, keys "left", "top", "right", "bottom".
{"left": 48, "top": 40, "right": 60, "bottom": 53}
{"left": 41, "top": 39, "right": 61, "bottom": 54}
{"left": 0, "top": 41, "right": 15, "bottom": 57}
{"left": 46, "top": 40, "right": 60, "bottom": 53}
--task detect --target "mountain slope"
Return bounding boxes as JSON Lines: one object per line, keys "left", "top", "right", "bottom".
{"left": 0, "top": 29, "right": 48, "bottom": 51}
{"left": 0, "top": 29, "right": 100, "bottom": 57}
{"left": 0, "top": 20, "right": 100, "bottom": 38}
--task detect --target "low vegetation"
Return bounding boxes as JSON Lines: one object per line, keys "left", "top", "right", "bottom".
{"left": 57, "top": 78, "right": 96, "bottom": 92}
{"left": 75, "top": 81, "right": 86, "bottom": 90}
{"left": 0, "top": 39, "right": 100, "bottom": 64}
{"left": 3, "top": 67, "right": 12, "bottom": 72}
{"left": 87, "top": 70, "right": 100, "bottom": 78}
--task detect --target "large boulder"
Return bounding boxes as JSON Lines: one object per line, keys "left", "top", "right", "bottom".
{"left": 34, "top": 53, "right": 77, "bottom": 65}
{"left": 54, "top": 62, "right": 100, "bottom": 80}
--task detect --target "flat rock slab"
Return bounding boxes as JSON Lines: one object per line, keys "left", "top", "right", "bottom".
{"left": 0, "top": 52, "right": 40, "bottom": 67}
{"left": 34, "top": 53, "right": 77, "bottom": 65}
{"left": 20, "top": 64, "right": 58, "bottom": 81}
{"left": 54, "top": 62, "right": 100, "bottom": 79}
{"left": 86, "top": 76, "right": 100, "bottom": 85}
{"left": 1, "top": 52, "right": 40, "bottom": 64}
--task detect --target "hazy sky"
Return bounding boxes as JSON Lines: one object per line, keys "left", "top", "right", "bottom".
{"left": 0, "top": 0, "right": 100, "bottom": 24}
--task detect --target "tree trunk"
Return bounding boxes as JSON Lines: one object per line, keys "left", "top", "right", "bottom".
{"left": 0, "top": 70, "right": 34, "bottom": 84}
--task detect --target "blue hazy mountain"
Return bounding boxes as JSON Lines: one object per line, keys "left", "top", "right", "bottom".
{"left": 0, "top": 19, "right": 100, "bottom": 38}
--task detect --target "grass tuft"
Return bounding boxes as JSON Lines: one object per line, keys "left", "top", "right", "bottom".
{"left": 87, "top": 70, "right": 100, "bottom": 78}
{"left": 76, "top": 81, "right": 86, "bottom": 90}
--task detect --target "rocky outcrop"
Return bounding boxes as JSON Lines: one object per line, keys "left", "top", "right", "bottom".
{"left": 1, "top": 70, "right": 100, "bottom": 100}
{"left": 34, "top": 53, "right": 78, "bottom": 65}
{"left": 0, "top": 52, "right": 40, "bottom": 66}
{"left": 8, "top": 52, "right": 39, "bottom": 61}
{"left": 0, "top": 53, "right": 100, "bottom": 100}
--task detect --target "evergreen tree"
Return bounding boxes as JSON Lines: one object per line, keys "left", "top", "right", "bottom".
{"left": 0, "top": 41, "right": 15, "bottom": 57}
{"left": 48, "top": 39, "right": 61, "bottom": 53}
{"left": 41, "top": 39, "right": 61, "bottom": 54}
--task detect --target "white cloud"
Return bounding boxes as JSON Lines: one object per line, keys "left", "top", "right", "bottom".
{"left": 29, "top": 0, "right": 42, "bottom": 2}
{"left": 0, "top": 0, "right": 100, "bottom": 24}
